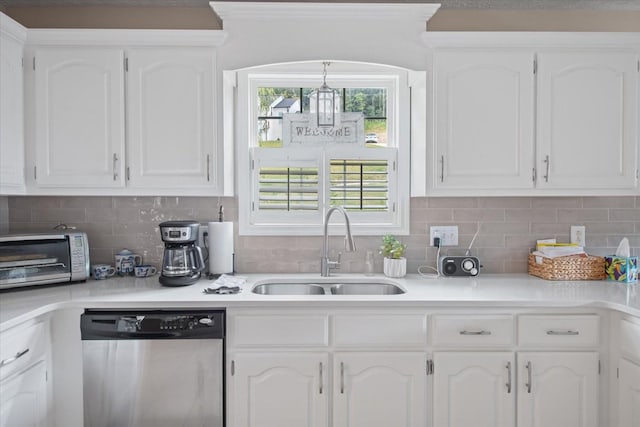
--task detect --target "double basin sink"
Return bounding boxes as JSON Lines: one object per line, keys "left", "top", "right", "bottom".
{"left": 252, "top": 278, "right": 405, "bottom": 296}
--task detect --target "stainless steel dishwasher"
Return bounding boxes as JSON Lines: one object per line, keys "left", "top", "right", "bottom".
{"left": 80, "top": 309, "right": 225, "bottom": 427}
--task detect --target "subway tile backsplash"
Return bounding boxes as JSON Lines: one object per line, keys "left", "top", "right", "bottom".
{"left": 2, "top": 195, "right": 639, "bottom": 275}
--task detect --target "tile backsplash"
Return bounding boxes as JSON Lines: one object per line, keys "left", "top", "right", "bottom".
{"left": 4, "top": 195, "right": 639, "bottom": 275}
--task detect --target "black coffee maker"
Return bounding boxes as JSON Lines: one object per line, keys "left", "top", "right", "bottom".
{"left": 158, "top": 220, "right": 205, "bottom": 286}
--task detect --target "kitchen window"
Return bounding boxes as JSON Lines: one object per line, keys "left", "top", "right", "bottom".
{"left": 232, "top": 62, "right": 412, "bottom": 236}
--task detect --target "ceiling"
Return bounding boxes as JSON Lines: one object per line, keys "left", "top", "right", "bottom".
{"left": 1, "top": 0, "right": 639, "bottom": 10}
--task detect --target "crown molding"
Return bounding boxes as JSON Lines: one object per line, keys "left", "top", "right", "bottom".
{"left": 211, "top": 1, "right": 441, "bottom": 22}
{"left": 25, "top": 28, "right": 227, "bottom": 46}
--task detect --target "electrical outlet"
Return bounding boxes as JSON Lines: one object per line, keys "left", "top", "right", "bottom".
{"left": 571, "top": 225, "right": 586, "bottom": 247}
{"left": 429, "top": 226, "right": 459, "bottom": 246}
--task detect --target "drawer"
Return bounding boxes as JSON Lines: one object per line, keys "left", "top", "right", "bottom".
{"left": 0, "top": 321, "right": 46, "bottom": 381}
{"left": 231, "top": 314, "right": 329, "bottom": 347}
{"left": 620, "top": 317, "right": 640, "bottom": 363}
{"left": 332, "top": 314, "right": 427, "bottom": 348}
{"left": 431, "top": 314, "right": 514, "bottom": 346}
{"left": 518, "top": 315, "right": 599, "bottom": 347}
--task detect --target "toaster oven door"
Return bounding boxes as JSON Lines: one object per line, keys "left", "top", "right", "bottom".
{"left": 0, "top": 235, "right": 72, "bottom": 289}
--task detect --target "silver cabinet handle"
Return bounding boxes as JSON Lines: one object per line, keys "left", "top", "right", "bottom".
{"left": 112, "top": 153, "right": 119, "bottom": 181}
{"left": 0, "top": 348, "right": 29, "bottom": 367}
{"left": 505, "top": 361, "right": 512, "bottom": 394}
{"left": 543, "top": 155, "right": 550, "bottom": 182}
{"left": 440, "top": 155, "right": 444, "bottom": 183}
{"left": 340, "top": 362, "right": 345, "bottom": 394}
{"left": 206, "top": 154, "right": 211, "bottom": 182}
{"left": 546, "top": 330, "right": 579, "bottom": 336}
{"left": 459, "top": 330, "right": 492, "bottom": 336}
{"left": 319, "top": 362, "right": 323, "bottom": 394}
{"left": 525, "top": 361, "right": 532, "bottom": 393}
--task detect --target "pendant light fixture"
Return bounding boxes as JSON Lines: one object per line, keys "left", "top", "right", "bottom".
{"left": 315, "top": 61, "right": 337, "bottom": 127}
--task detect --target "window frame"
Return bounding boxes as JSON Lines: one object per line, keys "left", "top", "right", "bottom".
{"left": 233, "top": 61, "right": 412, "bottom": 236}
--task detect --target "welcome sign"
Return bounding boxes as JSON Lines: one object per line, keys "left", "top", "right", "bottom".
{"left": 283, "top": 112, "right": 365, "bottom": 145}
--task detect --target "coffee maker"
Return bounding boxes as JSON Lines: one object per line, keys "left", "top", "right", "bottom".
{"left": 159, "top": 220, "right": 205, "bottom": 286}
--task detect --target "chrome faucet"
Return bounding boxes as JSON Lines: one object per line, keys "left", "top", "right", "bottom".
{"left": 321, "top": 206, "right": 356, "bottom": 277}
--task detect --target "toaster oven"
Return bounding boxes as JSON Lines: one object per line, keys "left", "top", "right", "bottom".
{"left": 0, "top": 232, "right": 90, "bottom": 290}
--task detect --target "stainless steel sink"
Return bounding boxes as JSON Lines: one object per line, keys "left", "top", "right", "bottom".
{"left": 251, "top": 280, "right": 405, "bottom": 295}
{"left": 252, "top": 283, "right": 327, "bottom": 295}
{"left": 329, "top": 283, "right": 405, "bottom": 295}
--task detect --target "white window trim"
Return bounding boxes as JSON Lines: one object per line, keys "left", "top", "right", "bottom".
{"left": 230, "top": 61, "right": 415, "bottom": 236}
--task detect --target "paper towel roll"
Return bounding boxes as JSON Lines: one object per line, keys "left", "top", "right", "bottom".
{"left": 208, "top": 222, "right": 234, "bottom": 274}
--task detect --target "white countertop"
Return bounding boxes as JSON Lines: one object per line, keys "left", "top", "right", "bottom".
{"left": 1, "top": 273, "right": 639, "bottom": 330}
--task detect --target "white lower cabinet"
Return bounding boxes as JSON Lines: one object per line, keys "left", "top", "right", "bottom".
{"left": 333, "top": 352, "right": 427, "bottom": 427}
{"left": 433, "top": 352, "right": 515, "bottom": 427}
{"left": 433, "top": 351, "right": 598, "bottom": 427}
{"left": 229, "top": 351, "right": 426, "bottom": 427}
{"left": 230, "top": 352, "right": 328, "bottom": 427}
{"left": 0, "top": 361, "right": 48, "bottom": 427}
{"left": 0, "top": 318, "right": 50, "bottom": 427}
{"left": 517, "top": 352, "right": 599, "bottom": 427}
{"left": 618, "top": 358, "right": 640, "bottom": 427}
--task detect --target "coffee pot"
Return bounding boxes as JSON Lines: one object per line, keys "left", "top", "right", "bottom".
{"left": 158, "top": 221, "right": 205, "bottom": 286}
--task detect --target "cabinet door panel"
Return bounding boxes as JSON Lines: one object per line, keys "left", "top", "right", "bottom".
{"left": 537, "top": 51, "right": 637, "bottom": 189}
{"left": 433, "top": 50, "right": 535, "bottom": 190}
{"left": 518, "top": 352, "right": 598, "bottom": 427}
{"left": 230, "top": 352, "right": 328, "bottom": 427}
{"left": 0, "top": 361, "right": 47, "bottom": 427}
{"left": 618, "top": 358, "right": 640, "bottom": 427}
{"left": 433, "top": 352, "right": 515, "bottom": 427}
{"left": 126, "top": 48, "right": 214, "bottom": 189}
{"left": 333, "top": 352, "right": 426, "bottom": 427}
{"left": 0, "top": 23, "right": 25, "bottom": 193}
{"left": 34, "top": 47, "right": 125, "bottom": 187}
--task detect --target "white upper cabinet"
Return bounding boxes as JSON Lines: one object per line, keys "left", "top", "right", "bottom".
{"left": 536, "top": 51, "right": 638, "bottom": 190}
{"left": 0, "top": 13, "right": 27, "bottom": 194}
{"left": 126, "top": 48, "right": 214, "bottom": 189}
{"left": 33, "top": 47, "right": 126, "bottom": 188}
{"left": 24, "top": 30, "right": 226, "bottom": 195}
{"left": 423, "top": 33, "right": 640, "bottom": 196}
{"left": 432, "top": 50, "right": 535, "bottom": 190}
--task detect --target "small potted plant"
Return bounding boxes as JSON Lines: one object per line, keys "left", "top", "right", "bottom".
{"left": 379, "top": 234, "right": 407, "bottom": 278}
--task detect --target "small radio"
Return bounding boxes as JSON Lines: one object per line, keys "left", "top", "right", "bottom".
{"left": 440, "top": 256, "right": 481, "bottom": 277}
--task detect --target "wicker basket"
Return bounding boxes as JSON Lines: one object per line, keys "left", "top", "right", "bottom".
{"left": 528, "top": 254, "right": 606, "bottom": 281}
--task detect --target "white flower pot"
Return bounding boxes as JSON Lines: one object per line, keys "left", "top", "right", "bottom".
{"left": 383, "top": 257, "right": 406, "bottom": 278}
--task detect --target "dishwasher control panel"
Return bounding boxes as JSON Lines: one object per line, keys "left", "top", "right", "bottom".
{"left": 81, "top": 309, "right": 225, "bottom": 340}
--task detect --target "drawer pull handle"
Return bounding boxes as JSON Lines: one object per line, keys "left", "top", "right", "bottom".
{"left": 546, "top": 330, "right": 579, "bottom": 336}
{"left": 525, "top": 361, "right": 532, "bottom": 393}
{"left": 505, "top": 361, "right": 512, "bottom": 394}
{"left": 0, "top": 348, "right": 29, "bottom": 367}
{"left": 459, "top": 330, "right": 492, "bottom": 336}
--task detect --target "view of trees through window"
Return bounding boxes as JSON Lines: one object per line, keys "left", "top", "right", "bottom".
{"left": 257, "top": 87, "right": 388, "bottom": 147}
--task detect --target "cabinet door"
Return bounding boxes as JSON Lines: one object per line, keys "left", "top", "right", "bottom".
{"left": 433, "top": 352, "right": 515, "bottom": 427}
{"left": 230, "top": 352, "right": 328, "bottom": 427}
{"left": 34, "top": 47, "right": 125, "bottom": 187}
{"left": 126, "top": 48, "right": 215, "bottom": 190}
{"left": 517, "top": 352, "right": 598, "bottom": 427}
{"left": 0, "top": 18, "right": 25, "bottom": 194}
{"left": 618, "top": 358, "right": 640, "bottom": 427}
{"left": 432, "top": 50, "right": 535, "bottom": 190}
{"left": 0, "top": 361, "right": 47, "bottom": 427}
{"left": 333, "top": 352, "right": 426, "bottom": 427}
{"left": 537, "top": 51, "right": 638, "bottom": 190}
